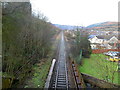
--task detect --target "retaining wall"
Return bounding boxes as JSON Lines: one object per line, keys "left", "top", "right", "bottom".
{"left": 92, "top": 49, "right": 120, "bottom": 54}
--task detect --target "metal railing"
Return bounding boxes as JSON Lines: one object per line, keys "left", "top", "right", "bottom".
{"left": 44, "top": 59, "right": 56, "bottom": 89}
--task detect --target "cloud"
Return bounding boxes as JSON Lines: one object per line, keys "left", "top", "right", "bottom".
{"left": 30, "top": 0, "right": 119, "bottom": 26}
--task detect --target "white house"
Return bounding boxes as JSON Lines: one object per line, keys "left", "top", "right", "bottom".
{"left": 107, "top": 36, "right": 118, "bottom": 43}
{"left": 88, "top": 35, "right": 119, "bottom": 49}
{"left": 88, "top": 36, "right": 104, "bottom": 44}
{"left": 72, "top": 33, "right": 75, "bottom": 37}
{"left": 102, "top": 43, "right": 112, "bottom": 49}
{"left": 90, "top": 44, "right": 97, "bottom": 49}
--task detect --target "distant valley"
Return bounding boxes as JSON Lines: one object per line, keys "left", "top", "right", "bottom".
{"left": 53, "top": 24, "right": 84, "bottom": 30}
{"left": 53, "top": 22, "right": 118, "bottom": 31}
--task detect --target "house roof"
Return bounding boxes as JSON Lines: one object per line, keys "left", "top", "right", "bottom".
{"left": 96, "top": 36, "right": 104, "bottom": 39}
{"left": 88, "top": 34, "right": 119, "bottom": 40}
{"left": 88, "top": 35, "right": 104, "bottom": 39}
{"left": 96, "top": 35, "right": 118, "bottom": 40}
{"left": 88, "top": 35, "right": 96, "bottom": 39}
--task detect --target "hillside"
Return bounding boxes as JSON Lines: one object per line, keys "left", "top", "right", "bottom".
{"left": 86, "top": 22, "right": 118, "bottom": 30}
{"left": 85, "top": 22, "right": 119, "bottom": 37}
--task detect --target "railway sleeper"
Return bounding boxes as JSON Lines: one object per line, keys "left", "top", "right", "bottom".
{"left": 57, "top": 84, "right": 67, "bottom": 87}
{"left": 57, "top": 82, "right": 66, "bottom": 85}
{"left": 57, "top": 79, "right": 66, "bottom": 81}
{"left": 58, "top": 76, "right": 66, "bottom": 78}
{"left": 58, "top": 75, "right": 66, "bottom": 77}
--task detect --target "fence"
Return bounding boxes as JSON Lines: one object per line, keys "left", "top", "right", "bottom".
{"left": 81, "top": 73, "right": 120, "bottom": 88}
{"left": 76, "top": 50, "right": 82, "bottom": 64}
{"left": 92, "top": 49, "right": 120, "bottom": 54}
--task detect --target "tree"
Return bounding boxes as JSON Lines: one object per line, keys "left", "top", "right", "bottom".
{"left": 2, "top": 2, "right": 56, "bottom": 86}
{"left": 71, "top": 27, "right": 91, "bottom": 64}
{"left": 74, "top": 27, "right": 91, "bottom": 58}
{"left": 80, "top": 34, "right": 92, "bottom": 58}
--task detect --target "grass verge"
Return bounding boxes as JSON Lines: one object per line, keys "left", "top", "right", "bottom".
{"left": 23, "top": 32, "right": 61, "bottom": 88}
{"left": 79, "top": 54, "right": 119, "bottom": 85}
{"left": 24, "top": 59, "right": 51, "bottom": 88}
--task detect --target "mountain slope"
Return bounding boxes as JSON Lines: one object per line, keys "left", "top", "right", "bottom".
{"left": 86, "top": 22, "right": 118, "bottom": 29}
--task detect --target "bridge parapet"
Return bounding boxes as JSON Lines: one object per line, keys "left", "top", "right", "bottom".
{"left": 44, "top": 59, "right": 56, "bottom": 89}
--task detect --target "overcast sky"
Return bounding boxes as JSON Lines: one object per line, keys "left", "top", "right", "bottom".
{"left": 30, "top": 0, "right": 119, "bottom": 26}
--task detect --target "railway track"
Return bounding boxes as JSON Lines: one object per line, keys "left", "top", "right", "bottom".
{"left": 45, "top": 31, "right": 93, "bottom": 89}
{"left": 50, "top": 31, "right": 69, "bottom": 89}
